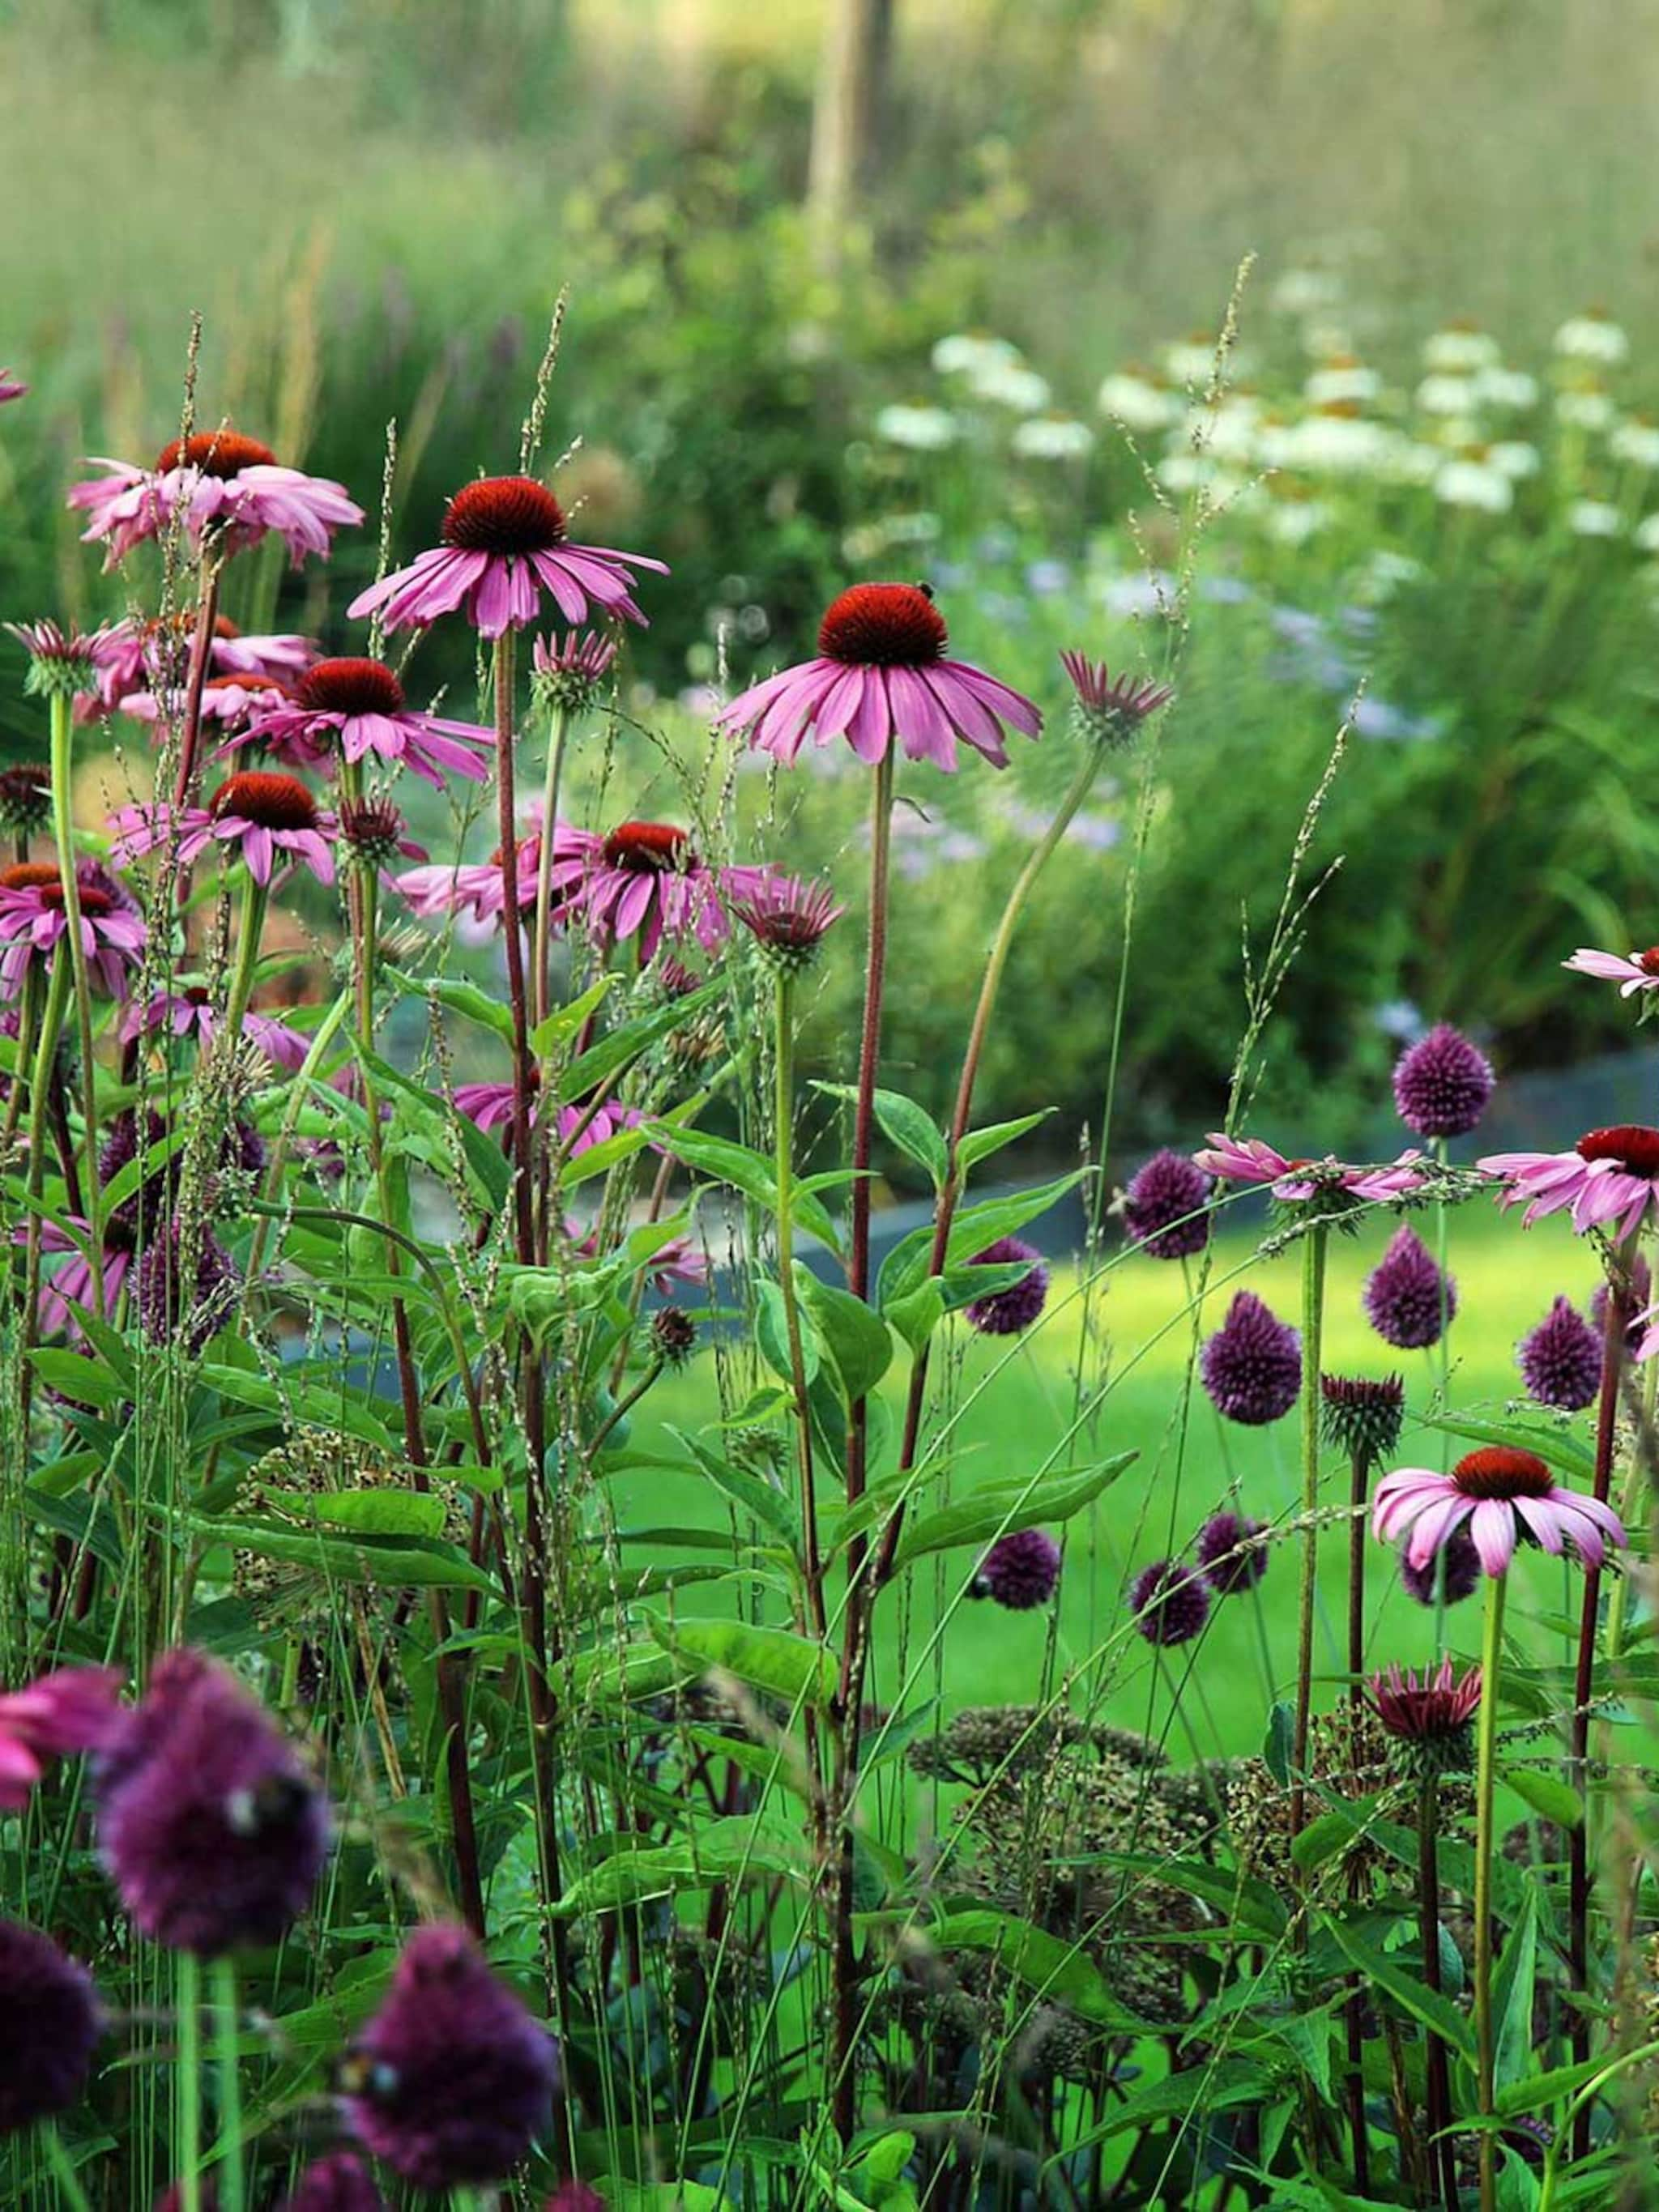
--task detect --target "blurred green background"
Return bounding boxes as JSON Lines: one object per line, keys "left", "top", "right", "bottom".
{"left": 3, "top": 0, "right": 1658, "bottom": 1157}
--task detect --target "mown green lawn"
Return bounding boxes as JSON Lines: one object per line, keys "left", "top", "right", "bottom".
{"left": 617, "top": 1198, "right": 1623, "bottom": 1771}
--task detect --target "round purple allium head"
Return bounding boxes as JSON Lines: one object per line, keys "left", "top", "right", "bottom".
{"left": 1392, "top": 1022, "right": 1495, "bottom": 1139}
{"left": 278, "top": 2154, "right": 385, "bottom": 2211}
{"left": 964, "top": 1237, "right": 1050, "bottom": 1336}
{"left": 1516, "top": 1296, "right": 1602, "bottom": 1413}
{"left": 545, "top": 2188, "right": 608, "bottom": 2211}
{"left": 1122, "top": 1149, "right": 1212, "bottom": 1260}
{"left": 95, "top": 1647, "right": 328, "bottom": 1955}
{"left": 1196, "top": 1511, "right": 1268, "bottom": 1596}
{"left": 1399, "top": 1523, "right": 1481, "bottom": 1607}
{"left": 971, "top": 1528, "right": 1062, "bottom": 1610}
{"left": 1363, "top": 1225, "right": 1456, "bottom": 1351}
{"left": 136, "top": 1225, "right": 239, "bottom": 1356}
{"left": 0, "top": 1919, "right": 100, "bottom": 2133}
{"left": 1320, "top": 1372, "right": 1406, "bottom": 1463}
{"left": 1128, "top": 1558, "right": 1211, "bottom": 1646}
{"left": 1590, "top": 1256, "right": 1653, "bottom": 1347}
{"left": 1201, "top": 1291, "right": 1301, "bottom": 1426}
{"left": 344, "top": 1924, "right": 557, "bottom": 2189}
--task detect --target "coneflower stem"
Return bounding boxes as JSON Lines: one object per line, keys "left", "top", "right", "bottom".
{"left": 1418, "top": 1775, "right": 1461, "bottom": 2212}
{"left": 1290, "top": 1221, "right": 1328, "bottom": 1846}
{"left": 1473, "top": 1569, "right": 1508, "bottom": 2212}
{"left": 1568, "top": 1235, "right": 1632, "bottom": 2152}
{"left": 48, "top": 691, "right": 104, "bottom": 1316}
{"left": 220, "top": 880, "right": 269, "bottom": 1050}
{"left": 493, "top": 630, "right": 536, "bottom": 1270}
{"left": 773, "top": 970, "right": 825, "bottom": 1641}
{"left": 845, "top": 744, "right": 895, "bottom": 1506}
{"left": 531, "top": 703, "right": 569, "bottom": 1030}
{"left": 211, "top": 1956, "right": 245, "bottom": 2212}
{"left": 18, "top": 949, "right": 75, "bottom": 1426}
{"left": 1347, "top": 1446, "right": 1369, "bottom": 1731}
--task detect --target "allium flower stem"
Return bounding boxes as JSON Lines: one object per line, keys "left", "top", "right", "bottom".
{"left": 177, "top": 1948, "right": 204, "bottom": 2212}
{"left": 211, "top": 1956, "right": 245, "bottom": 2212}
{"left": 48, "top": 692, "right": 104, "bottom": 1316}
{"left": 1568, "top": 1233, "right": 1635, "bottom": 2148}
{"left": 1417, "top": 1777, "right": 1462, "bottom": 2212}
{"left": 1432, "top": 1138, "right": 1452, "bottom": 1650}
{"left": 772, "top": 970, "right": 825, "bottom": 1643}
{"left": 531, "top": 704, "right": 569, "bottom": 1032}
{"left": 1290, "top": 1222, "right": 1328, "bottom": 1846}
{"left": 41, "top": 2125, "right": 95, "bottom": 2212}
{"left": 1473, "top": 1566, "right": 1508, "bottom": 2212}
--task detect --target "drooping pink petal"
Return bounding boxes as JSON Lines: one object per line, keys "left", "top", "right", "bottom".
{"left": 1468, "top": 1498, "right": 1519, "bottom": 1576}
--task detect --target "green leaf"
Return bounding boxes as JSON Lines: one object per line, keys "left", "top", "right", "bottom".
{"left": 345, "top": 1037, "right": 511, "bottom": 1212}
{"left": 1495, "top": 2052, "right": 1615, "bottom": 2117}
{"left": 652, "top": 1616, "right": 839, "bottom": 1707}
{"left": 927, "top": 1909, "right": 1153, "bottom": 2031}
{"left": 1320, "top": 1915, "right": 1478, "bottom": 2063}
{"left": 559, "top": 978, "right": 724, "bottom": 1102}
{"left": 815, "top": 1081, "right": 949, "bottom": 1189}
{"left": 1501, "top": 1764, "right": 1584, "bottom": 1831}
{"left": 755, "top": 1279, "right": 820, "bottom": 1389}
{"left": 391, "top": 969, "right": 515, "bottom": 1042}
{"left": 664, "top": 1427, "right": 800, "bottom": 1552}
{"left": 553, "top": 1815, "right": 804, "bottom": 1914}
{"left": 191, "top": 1515, "right": 493, "bottom": 1593}
{"left": 528, "top": 974, "right": 613, "bottom": 1057}
{"left": 877, "top": 1170, "right": 1085, "bottom": 1310}
{"left": 1292, "top": 1801, "right": 1379, "bottom": 1874}
{"left": 309, "top": 1490, "right": 449, "bottom": 1540}
{"left": 888, "top": 1452, "right": 1135, "bottom": 1571}
{"left": 28, "top": 1349, "right": 128, "bottom": 1411}
{"left": 885, "top": 1281, "right": 945, "bottom": 1356}
{"left": 198, "top": 1364, "right": 400, "bottom": 1451}
{"left": 1064, "top": 2058, "right": 1266, "bottom": 2151}
{"left": 1080, "top": 1851, "right": 1288, "bottom": 1939}
{"left": 1422, "top": 1413, "right": 1596, "bottom": 1485}
{"left": 1264, "top": 1700, "right": 1294, "bottom": 1787}
{"left": 800, "top": 1271, "right": 893, "bottom": 1403}
{"left": 1493, "top": 1885, "right": 1537, "bottom": 2095}
{"left": 649, "top": 1123, "right": 842, "bottom": 1251}
{"left": 957, "top": 1109, "right": 1054, "bottom": 1176}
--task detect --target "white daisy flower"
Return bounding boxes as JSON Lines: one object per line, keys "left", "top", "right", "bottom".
{"left": 932, "top": 333, "right": 1021, "bottom": 378}
{"left": 1490, "top": 441, "right": 1542, "bottom": 479}
{"left": 1422, "top": 327, "right": 1500, "bottom": 372}
{"left": 1011, "top": 415, "right": 1094, "bottom": 460}
{"left": 1416, "top": 373, "right": 1481, "bottom": 416}
{"left": 1568, "top": 499, "right": 1623, "bottom": 537}
{"left": 1610, "top": 418, "right": 1659, "bottom": 468}
{"left": 967, "top": 362, "right": 1051, "bottom": 411}
{"left": 1097, "top": 372, "right": 1183, "bottom": 431}
{"left": 1554, "top": 313, "right": 1630, "bottom": 364}
{"left": 1435, "top": 458, "right": 1513, "bottom": 512}
{"left": 1473, "top": 366, "right": 1539, "bottom": 409}
{"left": 1304, "top": 361, "right": 1382, "bottom": 405}
{"left": 874, "top": 403, "right": 961, "bottom": 451}
{"left": 1555, "top": 389, "right": 1616, "bottom": 432}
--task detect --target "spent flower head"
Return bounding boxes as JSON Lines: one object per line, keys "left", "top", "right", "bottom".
{"left": 730, "top": 874, "right": 844, "bottom": 974}
{"left": 1059, "top": 651, "right": 1174, "bottom": 748}
{"left": 1366, "top": 1659, "right": 1482, "bottom": 1779}
{"left": 1319, "top": 1373, "right": 1405, "bottom": 1462}
{"left": 531, "top": 629, "right": 619, "bottom": 716}
{"left": 6, "top": 620, "right": 117, "bottom": 700}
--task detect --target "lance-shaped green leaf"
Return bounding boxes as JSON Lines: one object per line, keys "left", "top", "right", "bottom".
{"left": 650, "top": 1615, "right": 839, "bottom": 1707}
{"left": 1320, "top": 1915, "right": 1478, "bottom": 2063}
{"left": 878, "top": 1170, "right": 1085, "bottom": 1311}
{"left": 190, "top": 1515, "right": 494, "bottom": 1594}
{"left": 957, "top": 1109, "right": 1054, "bottom": 1176}
{"left": 926, "top": 1909, "right": 1153, "bottom": 2031}
{"left": 800, "top": 1269, "right": 893, "bottom": 1403}
{"left": 888, "top": 1451, "right": 1135, "bottom": 1571}
{"left": 815, "top": 1081, "right": 949, "bottom": 1189}
{"left": 665, "top": 1426, "right": 801, "bottom": 1552}
{"left": 552, "top": 1814, "right": 805, "bottom": 1913}
{"left": 648, "top": 1123, "right": 842, "bottom": 1251}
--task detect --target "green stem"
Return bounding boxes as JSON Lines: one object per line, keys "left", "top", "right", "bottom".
{"left": 18, "top": 951, "right": 75, "bottom": 1424}
{"left": 211, "top": 1955, "right": 244, "bottom": 2212}
{"left": 48, "top": 692, "right": 103, "bottom": 1315}
{"left": 1537, "top": 2035, "right": 1659, "bottom": 2211}
{"left": 177, "top": 1949, "right": 203, "bottom": 2212}
{"left": 1290, "top": 1221, "right": 1328, "bottom": 1845}
{"left": 220, "top": 880, "right": 270, "bottom": 1048}
{"left": 1474, "top": 1568, "right": 1508, "bottom": 2212}
{"left": 772, "top": 969, "right": 825, "bottom": 1640}
{"left": 531, "top": 703, "right": 569, "bottom": 1030}
{"left": 40, "top": 2124, "right": 94, "bottom": 2212}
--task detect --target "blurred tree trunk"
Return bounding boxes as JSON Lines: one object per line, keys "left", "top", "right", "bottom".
{"left": 808, "top": 0, "right": 896, "bottom": 264}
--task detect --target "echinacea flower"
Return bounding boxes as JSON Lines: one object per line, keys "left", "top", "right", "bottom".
{"left": 83, "top": 612, "right": 313, "bottom": 721}
{"left": 229, "top": 658, "right": 493, "bottom": 790}
{"left": 117, "top": 671, "right": 299, "bottom": 755}
{"left": 1059, "top": 651, "right": 1174, "bottom": 748}
{"left": 531, "top": 629, "right": 619, "bottom": 715}
{"left": 716, "top": 581, "right": 1042, "bottom": 771}
{"left": 110, "top": 772, "right": 339, "bottom": 887}
{"left": 964, "top": 1236, "right": 1049, "bottom": 1336}
{"left": 0, "top": 1920, "right": 100, "bottom": 2133}
{"left": 276, "top": 2154, "right": 385, "bottom": 2212}
{"left": 1399, "top": 1523, "right": 1481, "bottom": 1606}
{"left": 68, "top": 430, "right": 362, "bottom": 568}
{"left": 95, "top": 1647, "right": 329, "bottom": 1954}
{"left": 1392, "top": 1022, "right": 1495, "bottom": 1138}
{"left": 650, "top": 1306, "right": 697, "bottom": 1366}
{"left": 1128, "top": 1558, "right": 1210, "bottom": 1646}
{"left": 1563, "top": 944, "right": 1659, "bottom": 998}
{"left": 1482, "top": 1124, "right": 1659, "bottom": 1242}
{"left": 0, "top": 369, "right": 26, "bottom": 405}
{"left": 6, "top": 619, "right": 122, "bottom": 700}
{"left": 1516, "top": 1296, "right": 1602, "bottom": 1412}
{"left": 729, "top": 873, "right": 845, "bottom": 974}
{"left": 970, "top": 1529, "right": 1062, "bottom": 1609}
{"left": 1319, "top": 1372, "right": 1405, "bottom": 1463}
{"left": 1196, "top": 1510, "right": 1269, "bottom": 1594}
{"left": 1363, "top": 1225, "right": 1456, "bottom": 1350}
{"left": 343, "top": 1923, "right": 557, "bottom": 2188}
{"left": 451, "top": 1074, "right": 639, "bottom": 1157}
{"left": 0, "top": 861, "right": 147, "bottom": 996}
{"left": 394, "top": 828, "right": 544, "bottom": 931}
{"left": 0, "top": 1665, "right": 122, "bottom": 1809}
{"left": 1193, "top": 1132, "right": 1425, "bottom": 1205}
{"left": 1366, "top": 1658, "right": 1482, "bottom": 1777}
{"left": 1121, "top": 1149, "right": 1211, "bottom": 1259}
{"left": 347, "top": 475, "right": 665, "bottom": 638}
{"left": 548, "top": 820, "right": 773, "bottom": 960}
{"left": 337, "top": 797, "right": 427, "bottom": 878}
{"left": 119, "top": 987, "right": 309, "bottom": 1072}
{"left": 1373, "top": 1445, "right": 1626, "bottom": 1576}
{"left": 1201, "top": 1291, "right": 1301, "bottom": 1425}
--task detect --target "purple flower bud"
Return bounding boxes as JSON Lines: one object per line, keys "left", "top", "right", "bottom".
{"left": 1201, "top": 1290, "right": 1301, "bottom": 1426}
{"left": 1392, "top": 1022, "right": 1495, "bottom": 1138}
{"left": 0, "top": 1918, "right": 100, "bottom": 2133}
{"left": 136, "top": 1226, "right": 238, "bottom": 1356}
{"left": 1196, "top": 1511, "right": 1268, "bottom": 1595}
{"left": 95, "top": 1648, "right": 329, "bottom": 1956}
{"left": 1122, "top": 1149, "right": 1212, "bottom": 1259}
{"left": 1128, "top": 1558, "right": 1211, "bottom": 1646}
{"left": 1399, "top": 1524, "right": 1480, "bottom": 1606}
{"left": 964, "top": 1237, "right": 1049, "bottom": 1336}
{"left": 1363, "top": 1225, "right": 1456, "bottom": 1351}
{"left": 344, "top": 1924, "right": 557, "bottom": 2189}
{"left": 1516, "top": 1296, "right": 1602, "bottom": 1413}
{"left": 278, "top": 2154, "right": 385, "bottom": 2211}
{"left": 1319, "top": 1373, "right": 1405, "bottom": 1463}
{"left": 971, "top": 1529, "right": 1062, "bottom": 1609}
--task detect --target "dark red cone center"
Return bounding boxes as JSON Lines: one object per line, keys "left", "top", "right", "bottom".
{"left": 210, "top": 773, "right": 318, "bottom": 831}
{"left": 441, "top": 475, "right": 566, "bottom": 554}
{"left": 817, "top": 582, "right": 949, "bottom": 667}
{"left": 298, "top": 658, "right": 405, "bottom": 717}
{"left": 1576, "top": 1123, "right": 1659, "bottom": 1176}
{"left": 155, "top": 431, "right": 277, "bottom": 477}
{"left": 1450, "top": 1446, "right": 1555, "bottom": 1500}
{"left": 1639, "top": 948, "right": 1659, "bottom": 976}
{"left": 603, "top": 821, "right": 693, "bottom": 874}
{"left": 0, "top": 863, "right": 111, "bottom": 914}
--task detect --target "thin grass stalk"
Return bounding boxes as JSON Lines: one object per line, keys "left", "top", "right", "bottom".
{"left": 1290, "top": 1221, "right": 1328, "bottom": 1846}
{"left": 1418, "top": 1775, "right": 1461, "bottom": 2212}
{"left": 211, "top": 1956, "right": 244, "bottom": 2212}
{"left": 1473, "top": 1569, "right": 1508, "bottom": 2212}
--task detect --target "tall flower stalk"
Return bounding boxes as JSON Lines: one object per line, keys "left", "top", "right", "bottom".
{"left": 1473, "top": 1568, "right": 1508, "bottom": 2212}
{"left": 1289, "top": 1221, "right": 1328, "bottom": 1844}
{"left": 45, "top": 693, "right": 104, "bottom": 1312}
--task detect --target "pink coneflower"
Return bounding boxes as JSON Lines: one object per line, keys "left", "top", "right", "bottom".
{"left": 337, "top": 796, "right": 427, "bottom": 876}
{"left": 68, "top": 429, "right": 363, "bottom": 568}
{"left": 229, "top": 658, "right": 493, "bottom": 791}
{"left": 451, "top": 1076, "right": 640, "bottom": 1157}
{"left": 0, "top": 861, "right": 147, "bottom": 995}
{"left": 1195, "top": 1132, "right": 1427, "bottom": 1205}
{"left": 1563, "top": 944, "right": 1659, "bottom": 998}
{"left": 549, "top": 820, "right": 772, "bottom": 960}
{"left": 347, "top": 475, "right": 666, "bottom": 638}
{"left": 110, "top": 771, "right": 339, "bottom": 887}
{"left": 118, "top": 986, "right": 309, "bottom": 1070}
{"left": 119, "top": 671, "right": 299, "bottom": 753}
{"left": 1366, "top": 1659, "right": 1482, "bottom": 1777}
{"left": 0, "top": 1666, "right": 122, "bottom": 1810}
{"left": 1060, "top": 651, "right": 1174, "bottom": 748}
{"left": 394, "top": 832, "right": 544, "bottom": 930}
{"left": 1373, "top": 1445, "right": 1626, "bottom": 1576}
{"left": 716, "top": 582, "right": 1042, "bottom": 771}
{"left": 34, "top": 1215, "right": 135, "bottom": 1341}
{"left": 728, "top": 873, "right": 844, "bottom": 973}
{"left": 1481, "top": 1124, "right": 1659, "bottom": 1241}
{"left": 531, "top": 629, "right": 619, "bottom": 714}
{"left": 6, "top": 619, "right": 123, "bottom": 701}
{"left": 85, "top": 613, "right": 314, "bottom": 719}
{"left": 0, "top": 369, "right": 27, "bottom": 404}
